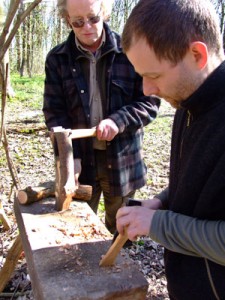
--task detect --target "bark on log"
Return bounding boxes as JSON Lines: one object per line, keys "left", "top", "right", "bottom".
{"left": 17, "top": 182, "right": 92, "bottom": 205}
{"left": 0, "top": 235, "right": 23, "bottom": 293}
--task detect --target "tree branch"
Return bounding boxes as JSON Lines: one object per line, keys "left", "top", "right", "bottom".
{"left": 0, "top": 0, "right": 43, "bottom": 62}
{"left": 0, "top": 0, "right": 21, "bottom": 48}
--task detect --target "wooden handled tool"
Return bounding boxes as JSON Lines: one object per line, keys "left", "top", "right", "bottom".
{"left": 69, "top": 127, "right": 96, "bottom": 139}
{"left": 99, "top": 228, "right": 128, "bottom": 267}
{"left": 99, "top": 200, "right": 142, "bottom": 267}
{"left": 51, "top": 126, "right": 97, "bottom": 140}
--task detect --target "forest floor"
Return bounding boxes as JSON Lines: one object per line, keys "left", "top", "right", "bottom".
{"left": 0, "top": 96, "right": 175, "bottom": 299}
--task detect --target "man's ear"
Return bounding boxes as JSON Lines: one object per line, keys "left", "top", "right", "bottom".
{"left": 189, "top": 42, "right": 208, "bottom": 70}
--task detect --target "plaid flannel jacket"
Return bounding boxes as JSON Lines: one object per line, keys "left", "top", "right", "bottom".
{"left": 43, "top": 23, "right": 160, "bottom": 197}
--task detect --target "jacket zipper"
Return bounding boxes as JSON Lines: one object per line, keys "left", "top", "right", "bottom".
{"left": 180, "top": 110, "right": 192, "bottom": 158}
{"left": 179, "top": 113, "right": 220, "bottom": 299}
{"left": 204, "top": 258, "right": 220, "bottom": 300}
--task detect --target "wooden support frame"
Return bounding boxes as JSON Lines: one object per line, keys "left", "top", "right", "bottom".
{"left": 51, "top": 126, "right": 96, "bottom": 211}
{"left": 0, "top": 235, "right": 23, "bottom": 293}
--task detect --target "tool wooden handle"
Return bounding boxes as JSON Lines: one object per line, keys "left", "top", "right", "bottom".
{"left": 99, "top": 229, "right": 128, "bottom": 267}
{"left": 70, "top": 127, "right": 96, "bottom": 139}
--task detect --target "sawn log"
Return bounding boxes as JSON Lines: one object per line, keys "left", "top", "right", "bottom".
{"left": 17, "top": 182, "right": 92, "bottom": 205}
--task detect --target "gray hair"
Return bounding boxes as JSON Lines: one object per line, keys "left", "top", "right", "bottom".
{"left": 57, "top": 0, "right": 114, "bottom": 24}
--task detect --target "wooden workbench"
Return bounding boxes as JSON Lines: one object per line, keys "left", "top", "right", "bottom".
{"left": 14, "top": 196, "right": 148, "bottom": 300}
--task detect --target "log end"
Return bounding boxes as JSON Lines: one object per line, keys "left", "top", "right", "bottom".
{"left": 17, "top": 191, "right": 28, "bottom": 204}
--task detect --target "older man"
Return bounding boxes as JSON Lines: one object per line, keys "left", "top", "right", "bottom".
{"left": 116, "top": 0, "right": 225, "bottom": 298}
{"left": 43, "top": 0, "right": 159, "bottom": 234}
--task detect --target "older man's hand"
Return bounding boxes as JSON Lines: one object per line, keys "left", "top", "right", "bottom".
{"left": 96, "top": 119, "right": 119, "bottom": 141}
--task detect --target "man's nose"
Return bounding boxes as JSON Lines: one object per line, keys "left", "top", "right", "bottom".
{"left": 143, "top": 78, "right": 159, "bottom": 96}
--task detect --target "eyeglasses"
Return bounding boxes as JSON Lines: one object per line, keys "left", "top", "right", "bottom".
{"left": 70, "top": 14, "right": 101, "bottom": 28}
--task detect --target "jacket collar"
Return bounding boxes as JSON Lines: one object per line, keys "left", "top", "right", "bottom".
{"left": 181, "top": 61, "right": 225, "bottom": 116}
{"left": 56, "top": 22, "right": 121, "bottom": 59}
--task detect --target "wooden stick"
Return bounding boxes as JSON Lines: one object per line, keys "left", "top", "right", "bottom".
{"left": 50, "top": 126, "right": 96, "bottom": 140}
{"left": 69, "top": 127, "right": 96, "bottom": 139}
{"left": 0, "top": 235, "right": 23, "bottom": 293}
{"left": 0, "top": 200, "right": 10, "bottom": 230}
{"left": 99, "top": 229, "right": 128, "bottom": 267}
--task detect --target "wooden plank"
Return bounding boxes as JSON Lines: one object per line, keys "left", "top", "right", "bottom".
{"left": 0, "top": 235, "right": 23, "bottom": 292}
{"left": 14, "top": 197, "right": 148, "bottom": 300}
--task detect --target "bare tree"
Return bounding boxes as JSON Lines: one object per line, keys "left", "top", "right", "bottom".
{"left": 111, "top": 0, "right": 139, "bottom": 33}
{"left": 0, "top": 0, "right": 43, "bottom": 291}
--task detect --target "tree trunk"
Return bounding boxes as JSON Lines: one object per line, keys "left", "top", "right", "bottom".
{"left": 0, "top": 2, "right": 15, "bottom": 97}
{"left": 26, "top": 13, "right": 32, "bottom": 77}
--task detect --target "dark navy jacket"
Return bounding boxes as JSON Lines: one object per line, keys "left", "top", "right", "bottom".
{"left": 43, "top": 23, "right": 160, "bottom": 197}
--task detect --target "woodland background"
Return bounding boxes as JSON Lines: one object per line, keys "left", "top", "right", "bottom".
{"left": 0, "top": 0, "right": 225, "bottom": 299}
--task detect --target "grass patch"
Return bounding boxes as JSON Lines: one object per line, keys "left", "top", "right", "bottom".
{"left": 10, "top": 74, "right": 45, "bottom": 110}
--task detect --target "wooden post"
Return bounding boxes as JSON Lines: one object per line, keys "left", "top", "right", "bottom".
{"left": 51, "top": 128, "right": 76, "bottom": 211}
{"left": 51, "top": 127, "right": 96, "bottom": 211}
{"left": 0, "top": 235, "right": 23, "bottom": 293}
{"left": 0, "top": 200, "right": 10, "bottom": 230}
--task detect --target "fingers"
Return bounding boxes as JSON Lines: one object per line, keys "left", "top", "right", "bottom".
{"left": 116, "top": 207, "right": 131, "bottom": 233}
{"left": 116, "top": 206, "right": 155, "bottom": 241}
{"left": 74, "top": 173, "right": 80, "bottom": 187}
{"left": 116, "top": 207, "right": 139, "bottom": 241}
{"left": 74, "top": 158, "right": 81, "bottom": 187}
{"left": 96, "top": 119, "right": 119, "bottom": 141}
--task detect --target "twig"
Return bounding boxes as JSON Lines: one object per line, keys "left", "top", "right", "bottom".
{"left": 0, "top": 0, "right": 43, "bottom": 62}
{"left": 2, "top": 127, "right": 21, "bottom": 190}
{"left": 0, "top": 63, "right": 8, "bottom": 142}
{"left": 0, "top": 63, "right": 21, "bottom": 190}
{"left": 0, "top": 291, "right": 32, "bottom": 298}
{"left": 0, "top": 201, "right": 10, "bottom": 230}
{"left": 9, "top": 278, "right": 21, "bottom": 300}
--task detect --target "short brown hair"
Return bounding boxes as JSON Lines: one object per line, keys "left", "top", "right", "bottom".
{"left": 122, "top": 0, "right": 223, "bottom": 64}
